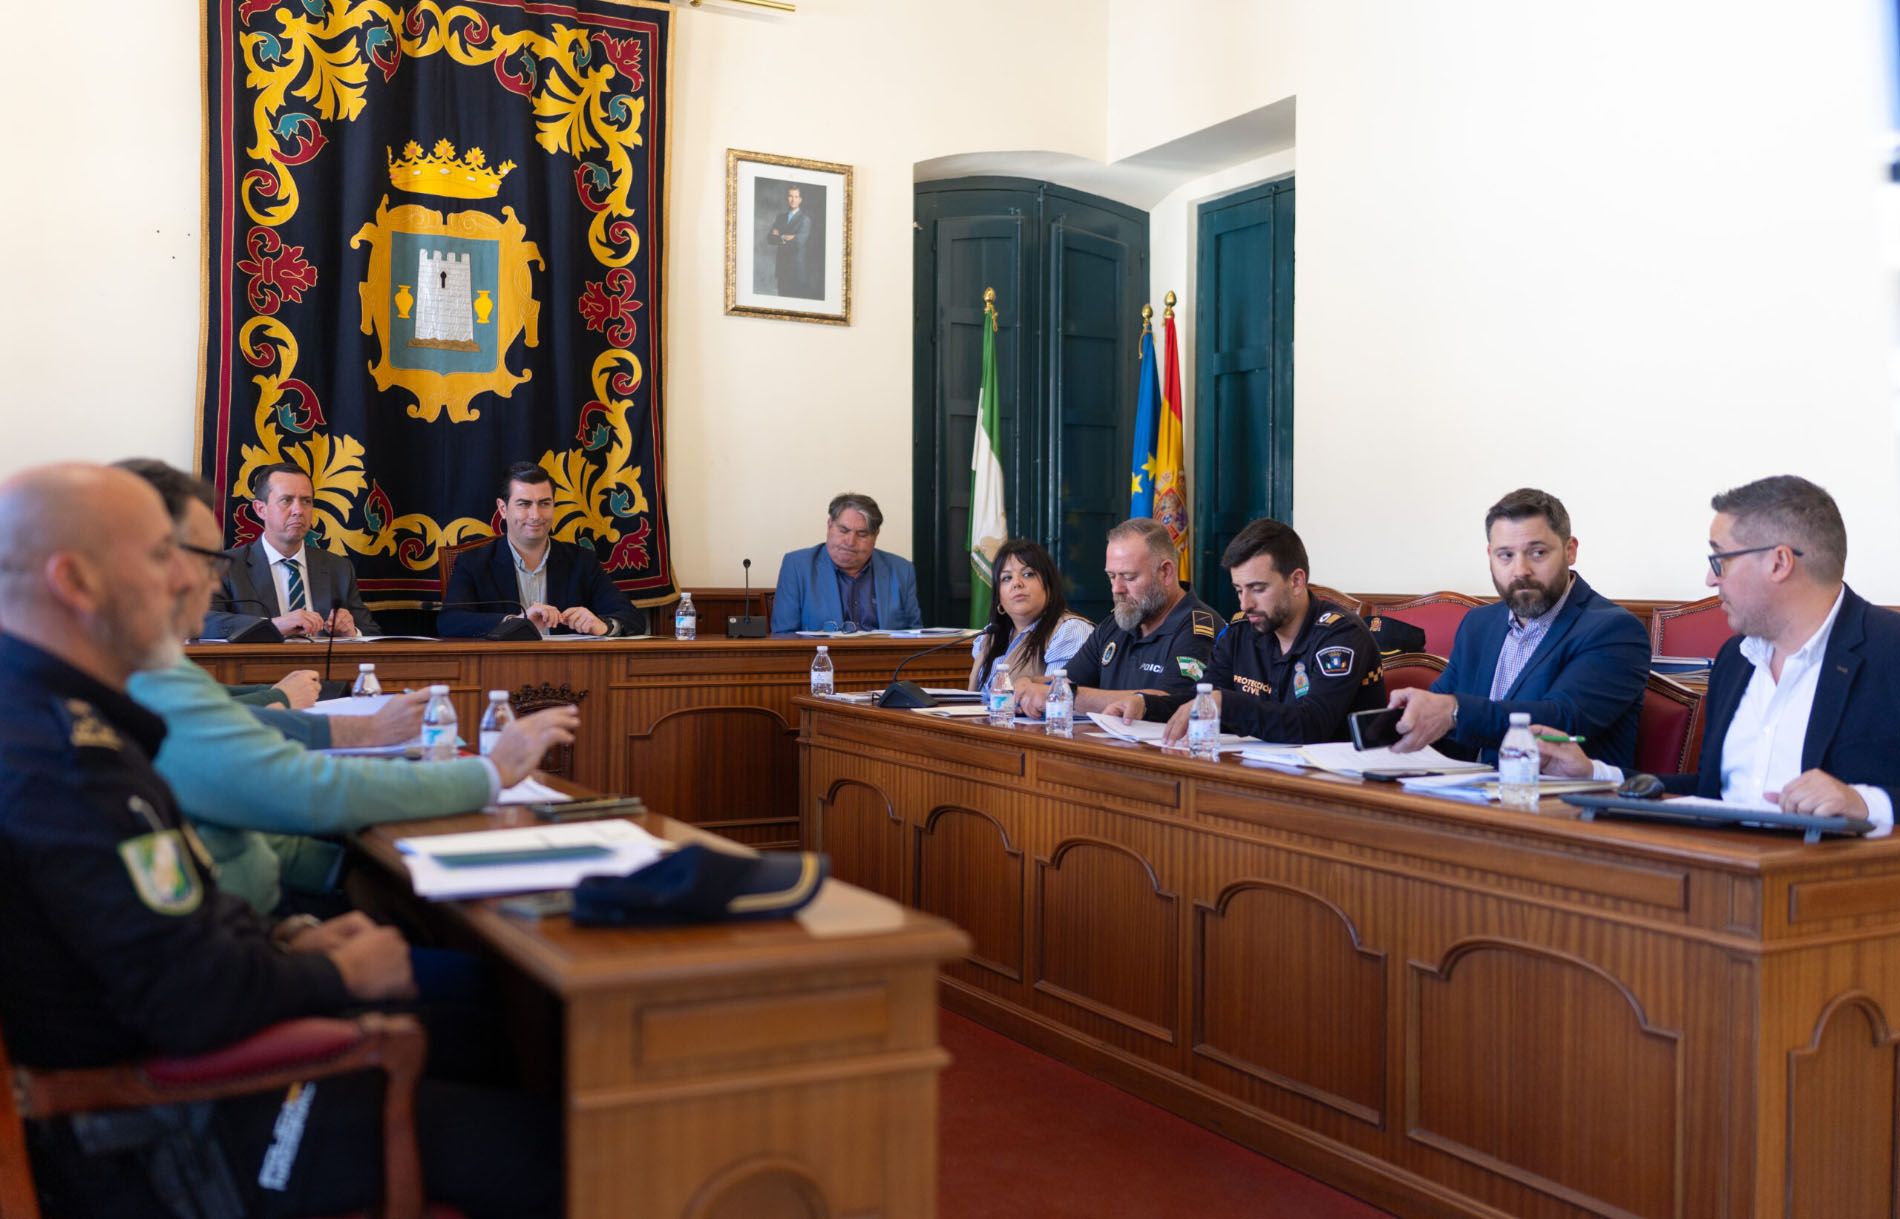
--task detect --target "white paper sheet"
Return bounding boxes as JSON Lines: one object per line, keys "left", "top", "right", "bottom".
{"left": 496, "top": 777, "right": 571, "bottom": 805}
{"left": 1083, "top": 713, "right": 1252, "bottom": 752}
{"left": 307, "top": 694, "right": 392, "bottom": 717}
{"left": 395, "top": 819, "right": 663, "bottom": 899}
{"left": 1293, "top": 741, "right": 1489, "bottom": 778}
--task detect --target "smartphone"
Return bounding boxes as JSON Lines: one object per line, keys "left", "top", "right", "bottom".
{"left": 527, "top": 796, "right": 647, "bottom": 822}
{"left": 497, "top": 891, "right": 574, "bottom": 920}
{"left": 1349, "top": 706, "right": 1405, "bottom": 751}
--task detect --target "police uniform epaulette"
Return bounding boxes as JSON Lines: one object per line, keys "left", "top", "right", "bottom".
{"left": 58, "top": 697, "right": 124, "bottom": 753}
{"left": 1229, "top": 610, "right": 1246, "bottom": 623}
{"left": 1191, "top": 610, "right": 1219, "bottom": 638}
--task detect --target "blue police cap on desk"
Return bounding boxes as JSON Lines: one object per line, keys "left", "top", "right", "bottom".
{"left": 572, "top": 844, "right": 829, "bottom": 926}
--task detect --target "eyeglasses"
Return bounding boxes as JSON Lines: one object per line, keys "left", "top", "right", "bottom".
{"left": 178, "top": 542, "right": 234, "bottom": 576}
{"left": 1706, "top": 544, "right": 1802, "bottom": 577}
{"left": 821, "top": 620, "right": 860, "bottom": 634}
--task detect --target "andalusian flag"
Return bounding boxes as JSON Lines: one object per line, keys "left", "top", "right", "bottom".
{"left": 1129, "top": 313, "right": 1160, "bottom": 519}
{"left": 968, "top": 292, "right": 1008, "bottom": 625}
{"left": 1154, "top": 299, "right": 1191, "bottom": 580}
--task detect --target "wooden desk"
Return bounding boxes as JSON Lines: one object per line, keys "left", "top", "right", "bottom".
{"left": 186, "top": 635, "right": 969, "bottom": 849}
{"left": 798, "top": 698, "right": 1900, "bottom": 1219}
{"left": 357, "top": 807, "right": 969, "bottom": 1218}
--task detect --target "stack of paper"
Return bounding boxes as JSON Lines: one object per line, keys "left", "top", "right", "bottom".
{"left": 395, "top": 818, "right": 665, "bottom": 899}
{"left": 1290, "top": 742, "right": 1489, "bottom": 778}
{"left": 1083, "top": 713, "right": 1252, "bottom": 752}
{"left": 497, "top": 776, "right": 571, "bottom": 806}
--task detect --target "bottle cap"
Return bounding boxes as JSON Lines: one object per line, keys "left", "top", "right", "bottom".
{"left": 488, "top": 690, "right": 508, "bottom": 700}
{"left": 1049, "top": 668, "right": 1066, "bottom": 678}
{"left": 816, "top": 644, "right": 829, "bottom": 653}
{"left": 358, "top": 662, "right": 375, "bottom": 671}
{"left": 1196, "top": 682, "right": 1213, "bottom": 693}
{"left": 1508, "top": 712, "right": 1531, "bottom": 725}
{"left": 428, "top": 684, "right": 448, "bottom": 694}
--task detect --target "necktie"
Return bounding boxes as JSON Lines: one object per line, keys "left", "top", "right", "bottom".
{"left": 285, "top": 559, "right": 307, "bottom": 612}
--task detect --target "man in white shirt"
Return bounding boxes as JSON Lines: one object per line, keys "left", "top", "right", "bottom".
{"left": 1539, "top": 475, "right": 1898, "bottom": 833}
{"left": 202, "top": 462, "right": 381, "bottom": 639}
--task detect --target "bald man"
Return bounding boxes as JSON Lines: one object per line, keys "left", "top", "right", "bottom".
{"left": 0, "top": 464, "right": 558, "bottom": 1216}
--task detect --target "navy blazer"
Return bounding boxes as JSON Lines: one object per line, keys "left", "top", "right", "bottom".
{"left": 770, "top": 544, "right": 922, "bottom": 633}
{"left": 1663, "top": 587, "right": 1900, "bottom": 808}
{"left": 1430, "top": 573, "right": 1650, "bottom": 770}
{"left": 202, "top": 539, "right": 381, "bottom": 640}
{"left": 438, "top": 538, "right": 645, "bottom": 638}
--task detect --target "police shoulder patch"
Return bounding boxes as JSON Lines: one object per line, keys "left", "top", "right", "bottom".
{"left": 118, "top": 829, "right": 203, "bottom": 916}
{"left": 1177, "top": 657, "right": 1206, "bottom": 680}
{"left": 1315, "top": 645, "right": 1355, "bottom": 677}
{"left": 1191, "top": 611, "right": 1218, "bottom": 638}
{"left": 65, "top": 699, "right": 123, "bottom": 752}
{"left": 1316, "top": 611, "right": 1340, "bottom": 626}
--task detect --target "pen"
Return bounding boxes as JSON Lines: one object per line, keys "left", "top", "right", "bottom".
{"left": 1535, "top": 732, "right": 1585, "bottom": 744}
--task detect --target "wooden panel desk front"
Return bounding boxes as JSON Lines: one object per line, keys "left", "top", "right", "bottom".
{"left": 356, "top": 807, "right": 969, "bottom": 1219}
{"left": 797, "top": 698, "right": 1900, "bottom": 1219}
{"left": 186, "top": 636, "right": 969, "bottom": 848}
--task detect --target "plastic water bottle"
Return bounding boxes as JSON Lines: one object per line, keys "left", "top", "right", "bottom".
{"left": 674, "top": 592, "right": 697, "bottom": 641}
{"left": 1499, "top": 712, "right": 1541, "bottom": 811}
{"left": 1186, "top": 682, "right": 1221, "bottom": 761}
{"left": 810, "top": 645, "right": 834, "bottom": 696}
{"left": 478, "top": 690, "right": 515, "bottom": 757}
{"left": 351, "top": 663, "right": 381, "bottom": 698}
{"left": 986, "top": 667, "right": 1015, "bottom": 726}
{"left": 1044, "top": 668, "right": 1074, "bottom": 738}
{"left": 420, "top": 684, "right": 458, "bottom": 762}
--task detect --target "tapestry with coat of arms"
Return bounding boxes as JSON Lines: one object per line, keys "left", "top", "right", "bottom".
{"left": 200, "top": 0, "right": 673, "bottom": 603}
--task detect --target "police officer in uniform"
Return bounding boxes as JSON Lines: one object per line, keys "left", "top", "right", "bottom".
{"left": 1017, "top": 518, "right": 1219, "bottom": 719}
{"left": 1137, "top": 518, "right": 1386, "bottom": 742}
{"left": 0, "top": 464, "right": 558, "bottom": 1218}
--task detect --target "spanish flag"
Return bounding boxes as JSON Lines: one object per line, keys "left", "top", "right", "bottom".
{"left": 1154, "top": 296, "right": 1191, "bottom": 580}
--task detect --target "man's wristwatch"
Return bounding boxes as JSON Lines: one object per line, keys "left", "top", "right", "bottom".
{"left": 271, "top": 913, "right": 323, "bottom": 952}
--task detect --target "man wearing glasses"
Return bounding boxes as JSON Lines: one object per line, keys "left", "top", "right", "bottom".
{"left": 1388, "top": 487, "right": 1650, "bottom": 770}
{"left": 201, "top": 462, "right": 382, "bottom": 640}
{"left": 1539, "top": 476, "right": 1900, "bottom": 831}
{"left": 771, "top": 492, "right": 923, "bottom": 633}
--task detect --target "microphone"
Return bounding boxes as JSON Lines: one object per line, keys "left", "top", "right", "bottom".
{"left": 727, "top": 557, "right": 768, "bottom": 638}
{"left": 433, "top": 598, "right": 544, "bottom": 642}
{"left": 877, "top": 631, "right": 979, "bottom": 709}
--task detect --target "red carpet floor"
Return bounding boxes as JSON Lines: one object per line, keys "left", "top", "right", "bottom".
{"left": 938, "top": 1011, "right": 1391, "bottom": 1219}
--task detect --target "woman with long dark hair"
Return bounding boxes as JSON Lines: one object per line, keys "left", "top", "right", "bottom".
{"left": 968, "top": 539, "right": 1092, "bottom": 691}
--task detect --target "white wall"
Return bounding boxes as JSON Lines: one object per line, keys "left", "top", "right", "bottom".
{"left": 6, "top": 2, "right": 1897, "bottom": 605}
{"left": 1117, "top": 0, "right": 1899, "bottom": 602}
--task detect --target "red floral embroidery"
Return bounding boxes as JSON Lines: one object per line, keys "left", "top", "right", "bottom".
{"left": 604, "top": 520, "right": 652, "bottom": 572}
{"left": 577, "top": 268, "right": 642, "bottom": 348}
{"left": 237, "top": 227, "right": 317, "bottom": 315}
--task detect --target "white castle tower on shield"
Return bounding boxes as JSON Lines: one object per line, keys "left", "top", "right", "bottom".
{"left": 410, "top": 249, "right": 477, "bottom": 351}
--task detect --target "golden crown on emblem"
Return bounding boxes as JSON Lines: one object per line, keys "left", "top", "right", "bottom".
{"left": 387, "top": 139, "right": 516, "bottom": 200}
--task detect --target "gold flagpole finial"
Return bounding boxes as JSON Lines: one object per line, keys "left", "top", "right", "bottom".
{"left": 1163, "top": 290, "right": 1177, "bottom": 318}
{"left": 983, "top": 286, "right": 997, "bottom": 331}
{"left": 1141, "top": 302, "right": 1153, "bottom": 333}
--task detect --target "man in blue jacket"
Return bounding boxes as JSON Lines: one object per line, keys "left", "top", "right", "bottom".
{"left": 440, "top": 461, "right": 646, "bottom": 638}
{"left": 1538, "top": 475, "right": 1898, "bottom": 832}
{"left": 1390, "top": 487, "right": 1649, "bottom": 770}
{"left": 772, "top": 492, "right": 923, "bottom": 632}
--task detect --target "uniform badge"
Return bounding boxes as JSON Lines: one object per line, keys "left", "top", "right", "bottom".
{"left": 1292, "top": 661, "right": 1310, "bottom": 698}
{"left": 1101, "top": 640, "right": 1119, "bottom": 666}
{"left": 65, "top": 699, "right": 122, "bottom": 751}
{"left": 1191, "top": 611, "right": 1218, "bottom": 639}
{"left": 118, "top": 829, "right": 203, "bottom": 915}
{"left": 1177, "top": 657, "right": 1205, "bottom": 680}
{"left": 1317, "top": 612, "right": 1340, "bottom": 626}
{"left": 1370, "top": 616, "right": 1384, "bottom": 632}
{"left": 1316, "top": 646, "right": 1355, "bottom": 677}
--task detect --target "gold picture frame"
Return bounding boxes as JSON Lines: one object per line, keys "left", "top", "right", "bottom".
{"left": 725, "top": 148, "right": 852, "bottom": 325}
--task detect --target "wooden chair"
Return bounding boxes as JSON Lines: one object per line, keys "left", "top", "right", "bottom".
{"left": 1636, "top": 671, "right": 1705, "bottom": 776}
{"left": 1649, "top": 595, "right": 1732, "bottom": 659}
{"left": 1373, "top": 591, "right": 1487, "bottom": 657}
{"left": 437, "top": 537, "right": 496, "bottom": 601}
{"left": 0, "top": 1014, "right": 442, "bottom": 1219}
{"left": 1379, "top": 651, "right": 1447, "bottom": 694}
{"left": 1306, "top": 584, "right": 1365, "bottom": 616}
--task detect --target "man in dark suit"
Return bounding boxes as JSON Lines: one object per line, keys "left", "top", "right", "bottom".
{"left": 1389, "top": 487, "right": 1650, "bottom": 770}
{"left": 767, "top": 185, "right": 817, "bottom": 299}
{"left": 438, "top": 461, "right": 646, "bottom": 638}
{"left": 201, "top": 462, "right": 381, "bottom": 639}
{"left": 1539, "top": 476, "right": 1897, "bottom": 831}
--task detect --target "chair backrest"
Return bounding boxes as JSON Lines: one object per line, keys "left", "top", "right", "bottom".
{"left": 1635, "top": 672, "right": 1704, "bottom": 776}
{"left": 1650, "top": 595, "right": 1732, "bottom": 659}
{"left": 509, "top": 682, "right": 591, "bottom": 779}
{"left": 1375, "top": 591, "right": 1486, "bottom": 657}
{"left": 439, "top": 536, "right": 496, "bottom": 600}
{"left": 0, "top": 1021, "right": 44, "bottom": 1218}
{"left": 1307, "top": 584, "right": 1365, "bottom": 616}
{"left": 1379, "top": 651, "right": 1447, "bottom": 694}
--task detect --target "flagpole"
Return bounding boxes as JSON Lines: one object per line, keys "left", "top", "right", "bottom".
{"left": 968, "top": 287, "right": 1008, "bottom": 627}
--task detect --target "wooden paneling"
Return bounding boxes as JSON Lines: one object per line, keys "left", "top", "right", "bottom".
{"left": 813, "top": 779, "right": 907, "bottom": 903}
{"left": 798, "top": 697, "right": 1900, "bottom": 1219}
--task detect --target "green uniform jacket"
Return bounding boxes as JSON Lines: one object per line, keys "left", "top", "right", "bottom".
{"left": 128, "top": 659, "right": 494, "bottom": 913}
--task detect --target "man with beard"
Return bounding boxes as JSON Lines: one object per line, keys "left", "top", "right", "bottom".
{"left": 1389, "top": 487, "right": 1648, "bottom": 770}
{"left": 1016, "top": 518, "right": 1219, "bottom": 719}
{"left": 1124, "top": 518, "right": 1386, "bottom": 742}
{"left": 1536, "top": 476, "right": 1900, "bottom": 830}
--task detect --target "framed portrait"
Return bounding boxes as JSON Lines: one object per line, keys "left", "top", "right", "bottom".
{"left": 725, "top": 149, "right": 853, "bottom": 325}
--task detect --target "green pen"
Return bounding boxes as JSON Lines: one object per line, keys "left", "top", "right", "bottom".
{"left": 1535, "top": 732, "right": 1585, "bottom": 744}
